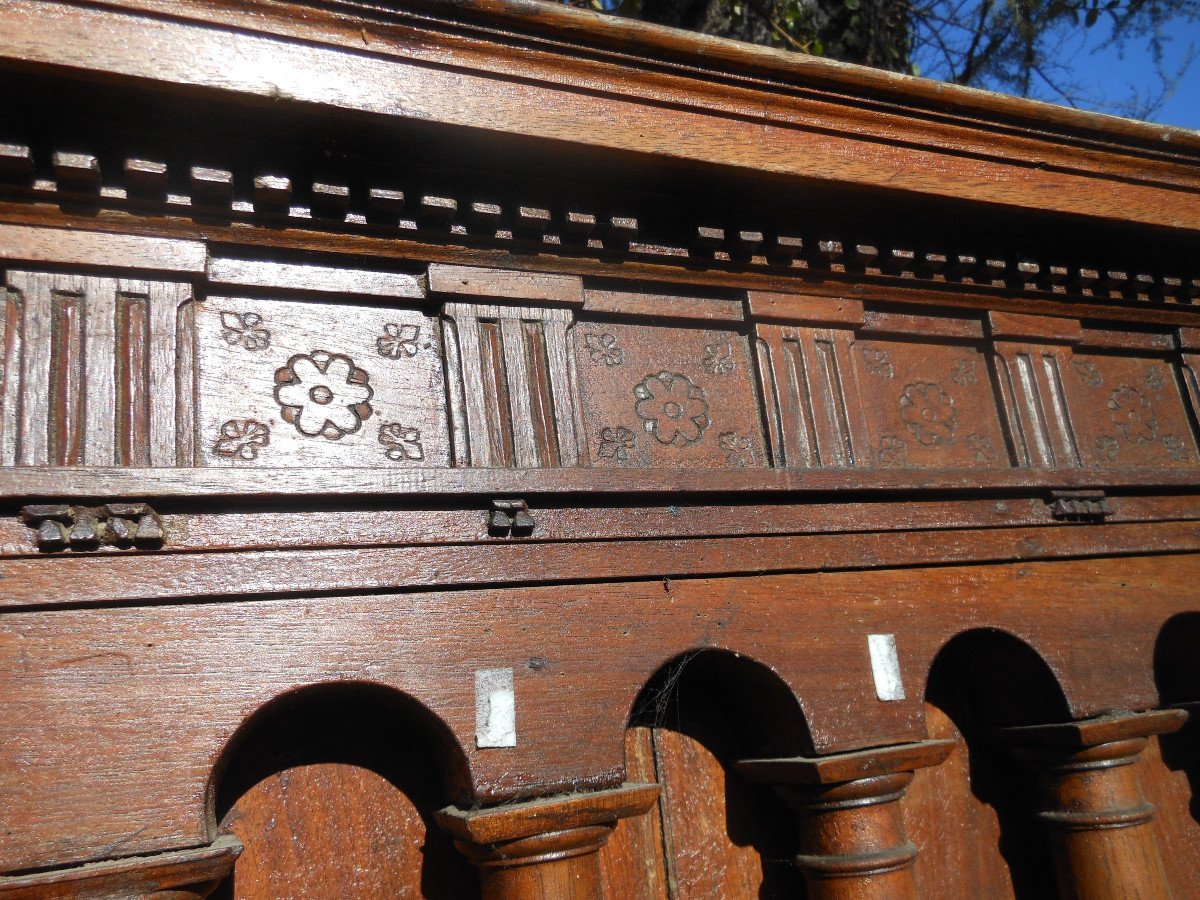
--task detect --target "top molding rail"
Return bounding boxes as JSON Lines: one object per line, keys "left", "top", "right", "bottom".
{"left": 2, "top": 0, "right": 1200, "bottom": 232}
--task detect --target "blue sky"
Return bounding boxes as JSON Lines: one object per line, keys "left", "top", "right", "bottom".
{"left": 1063, "top": 14, "right": 1200, "bottom": 129}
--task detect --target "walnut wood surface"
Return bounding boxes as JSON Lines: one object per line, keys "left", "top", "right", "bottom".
{"left": 3, "top": 0, "right": 1200, "bottom": 894}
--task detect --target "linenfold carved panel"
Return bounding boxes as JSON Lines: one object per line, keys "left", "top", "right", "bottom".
{"left": 0, "top": 270, "right": 195, "bottom": 467}
{"left": 573, "top": 322, "right": 766, "bottom": 468}
{"left": 197, "top": 297, "right": 449, "bottom": 467}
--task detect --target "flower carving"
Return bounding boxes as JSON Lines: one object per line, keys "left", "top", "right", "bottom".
{"left": 634, "top": 372, "right": 710, "bottom": 447}
{"left": 1108, "top": 385, "right": 1156, "bottom": 444}
{"left": 1145, "top": 366, "right": 1165, "bottom": 391}
{"left": 379, "top": 422, "right": 424, "bottom": 461}
{"left": 274, "top": 350, "right": 374, "bottom": 440}
{"left": 966, "top": 433, "right": 998, "bottom": 463}
{"left": 213, "top": 419, "right": 270, "bottom": 460}
{"left": 899, "top": 382, "right": 957, "bottom": 446}
{"left": 597, "top": 426, "right": 636, "bottom": 462}
{"left": 950, "top": 358, "right": 978, "bottom": 386}
{"left": 377, "top": 323, "right": 421, "bottom": 359}
{"left": 1163, "top": 435, "right": 1189, "bottom": 461}
{"left": 1072, "top": 359, "right": 1103, "bottom": 388}
{"left": 719, "top": 431, "right": 753, "bottom": 466}
{"left": 861, "top": 348, "right": 894, "bottom": 379}
{"left": 219, "top": 311, "right": 270, "bottom": 351}
{"left": 702, "top": 343, "right": 736, "bottom": 375}
{"left": 1095, "top": 435, "right": 1119, "bottom": 462}
{"left": 876, "top": 436, "right": 908, "bottom": 467}
{"left": 584, "top": 332, "right": 624, "bottom": 367}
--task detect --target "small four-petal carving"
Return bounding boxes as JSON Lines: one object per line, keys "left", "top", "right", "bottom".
{"left": 213, "top": 419, "right": 270, "bottom": 460}
{"left": 597, "top": 426, "right": 636, "bottom": 462}
{"left": 584, "top": 332, "right": 625, "bottom": 367}
{"left": 379, "top": 422, "right": 425, "bottom": 461}
{"left": 220, "top": 311, "right": 270, "bottom": 351}
{"left": 377, "top": 323, "right": 422, "bottom": 359}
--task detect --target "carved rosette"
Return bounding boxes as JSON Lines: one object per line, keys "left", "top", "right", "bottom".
{"left": 634, "top": 372, "right": 711, "bottom": 447}
{"left": 274, "top": 350, "right": 374, "bottom": 440}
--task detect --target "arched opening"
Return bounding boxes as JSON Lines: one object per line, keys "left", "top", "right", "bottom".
{"left": 600, "top": 649, "right": 812, "bottom": 898}
{"left": 906, "top": 629, "right": 1068, "bottom": 898}
{"left": 208, "top": 682, "right": 476, "bottom": 900}
{"left": 1149, "top": 613, "right": 1200, "bottom": 878}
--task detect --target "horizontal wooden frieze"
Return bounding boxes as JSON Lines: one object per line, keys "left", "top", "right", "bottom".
{"left": 988, "top": 311, "right": 1083, "bottom": 343}
{"left": 860, "top": 310, "right": 985, "bottom": 340}
{"left": 582, "top": 288, "right": 743, "bottom": 322}
{"left": 0, "top": 466, "right": 1196, "bottom": 499}
{"left": 0, "top": 494, "right": 1195, "bottom": 558}
{"left": 2, "top": 519, "right": 1200, "bottom": 611}
{"left": 206, "top": 257, "right": 426, "bottom": 298}
{"left": 747, "top": 292, "right": 865, "bottom": 326}
{"left": 428, "top": 263, "right": 584, "bottom": 305}
{"left": 0, "top": 222, "right": 205, "bottom": 273}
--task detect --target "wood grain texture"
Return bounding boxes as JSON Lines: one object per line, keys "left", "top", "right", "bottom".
{"left": 6, "top": 2, "right": 1200, "bottom": 232}
{"left": 4, "top": 555, "right": 1199, "bottom": 872}
{"left": 0, "top": 222, "right": 205, "bottom": 273}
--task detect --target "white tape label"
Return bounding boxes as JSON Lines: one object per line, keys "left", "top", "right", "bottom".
{"left": 867, "top": 634, "right": 906, "bottom": 701}
{"left": 475, "top": 668, "right": 517, "bottom": 748}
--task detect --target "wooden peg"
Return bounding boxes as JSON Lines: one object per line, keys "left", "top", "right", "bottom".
{"left": 886, "top": 248, "right": 917, "bottom": 277}
{"left": 1076, "top": 268, "right": 1101, "bottom": 295}
{"left": 980, "top": 257, "right": 1007, "bottom": 286}
{"left": 367, "top": 187, "right": 406, "bottom": 220}
{"left": 815, "top": 240, "right": 844, "bottom": 269}
{"left": 125, "top": 159, "right": 168, "bottom": 199}
{"left": 766, "top": 234, "right": 803, "bottom": 264}
{"left": 419, "top": 195, "right": 458, "bottom": 226}
{"left": 52, "top": 152, "right": 101, "bottom": 193}
{"left": 850, "top": 243, "right": 880, "bottom": 271}
{"left": 920, "top": 251, "right": 947, "bottom": 278}
{"left": 190, "top": 166, "right": 233, "bottom": 207}
{"left": 949, "top": 254, "right": 978, "bottom": 281}
{"left": 1013, "top": 260, "right": 1040, "bottom": 289}
{"left": 311, "top": 182, "right": 349, "bottom": 219}
{"left": 605, "top": 215, "right": 638, "bottom": 244}
{"left": 563, "top": 211, "right": 596, "bottom": 240}
{"left": 1044, "top": 264, "right": 1070, "bottom": 293}
{"left": 0, "top": 143, "right": 34, "bottom": 183}
{"left": 693, "top": 226, "right": 725, "bottom": 254}
{"left": 514, "top": 206, "right": 551, "bottom": 235}
{"left": 252, "top": 175, "right": 292, "bottom": 213}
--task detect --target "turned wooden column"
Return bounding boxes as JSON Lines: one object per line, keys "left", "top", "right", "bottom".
{"left": 434, "top": 782, "right": 659, "bottom": 899}
{"left": 996, "top": 709, "right": 1187, "bottom": 900}
{"left": 0, "top": 836, "right": 241, "bottom": 898}
{"left": 736, "top": 739, "right": 954, "bottom": 899}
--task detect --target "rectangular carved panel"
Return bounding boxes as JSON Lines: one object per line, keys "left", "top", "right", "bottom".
{"left": 852, "top": 339, "right": 1008, "bottom": 468}
{"left": 574, "top": 322, "right": 765, "bottom": 468}
{"left": 1, "top": 271, "right": 194, "bottom": 467}
{"left": 1062, "top": 353, "right": 1196, "bottom": 468}
{"left": 197, "top": 297, "right": 449, "bottom": 467}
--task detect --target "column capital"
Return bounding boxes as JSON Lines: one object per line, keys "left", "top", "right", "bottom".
{"left": 994, "top": 708, "right": 1186, "bottom": 757}
{"left": 436, "top": 782, "right": 659, "bottom": 896}
{"left": 995, "top": 709, "right": 1182, "bottom": 898}
{"left": 736, "top": 738, "right": 955, "bottom": 787}
{"left": 734, "top": 740, "right": 953, "bottom": 899}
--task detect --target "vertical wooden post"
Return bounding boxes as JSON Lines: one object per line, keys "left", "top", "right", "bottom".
{"left": 736, "top": 739, "right": 954, "bottom": 899}
{"left": 434, "top": 782, "right": 660, "bottom": 900}
{"left": 996, "top": 709, "right": 1186, "bottom": 900}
